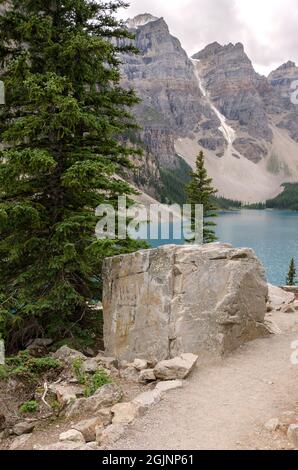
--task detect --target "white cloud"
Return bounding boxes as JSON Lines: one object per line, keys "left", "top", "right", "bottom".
{"left": 118, "top": 0, "right": 298, "bottom": 75}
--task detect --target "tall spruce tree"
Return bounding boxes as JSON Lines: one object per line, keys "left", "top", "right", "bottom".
{"left": 286, "top": 258, "right": 296, "bottom": 286}
{"left": 186, "top": 151, "right": 218, "bottom": 243}
{"left": 0, "top": 0, "right": 144, "bottom": 350}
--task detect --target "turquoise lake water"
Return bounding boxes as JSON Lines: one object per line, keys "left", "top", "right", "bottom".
{"left": 146, "top": 210, "right": 298, "bottom": 286}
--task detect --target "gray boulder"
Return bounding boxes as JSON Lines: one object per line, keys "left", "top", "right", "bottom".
{"left": 52, "top": 345, "right": 86, "bottom": 364}
{"left": 13, "top": 421, "right": 35, "bottom": 436}
{"left": 65, "top": 384, "right": 122, "bottom": 418}
{"left": 103, "top": 244, "right": 268, "bottom": 363}
{"left": 59, "top": 429, "right": 85, "bottom": 443}
{"left": 154, "top": 353, "right": 198, "bottom": 380}
{"left": 72, "top": 412, "right": 112, "bottom": 442}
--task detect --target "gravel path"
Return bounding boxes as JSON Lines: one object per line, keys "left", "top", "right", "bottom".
{"left": 111, "top": 312, "right": 298, "bottom": 450}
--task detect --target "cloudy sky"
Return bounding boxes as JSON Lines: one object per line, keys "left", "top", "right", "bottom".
{"left": 118, "top": 0, "right": 298, "bottom": 75}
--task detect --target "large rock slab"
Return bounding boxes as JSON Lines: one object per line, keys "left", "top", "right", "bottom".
{"left": 52, "top": 345, "right": 86, "bottom": 364}
{"left": 72, "top": 414, "right": 111, "bottom": 442}
{"left": 111, "top": 402, "right": 142, "bottom": 425}
{"left": 288, "top": 424, "right": 298, "bottom": 448}
{"left": 65, "top": 384, "right": 122, "bottom": 418}
{"left": 96, "top": 424, "right": 125, "bottom": 447}
{"left": 59, "top": 429, "right": 85, "bottom": 443}
{"left": 268, "top": 284, "right": 295, "bottom": 310}
{"left": 13, "top": 421, "right": 35, "bottom": 436}
{"left": 49, "top": 383, "right": 84, "bottom": 406}
{"left": 103, "top": 244, "right": 268, "bottom": 362}
{"left": 10, "top": 434, "right": 32, "bottom": 450}
{"left": 154, "top": 353, "right": 198, "bottom": 380}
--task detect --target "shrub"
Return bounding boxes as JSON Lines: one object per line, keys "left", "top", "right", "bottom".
{"left": 72, "top": 358, "right": 86, "bottom": 385}
{"left": 19, "top": 400, "right": 39, "bottom": 414}
{"left": 0, "top": 365, "right": 8, "bottom": 380}
{"left": 71, "top": 358, "right": 111, "bottom": 397}
{"left": 5, "top": 350, "right": 62, "bottom": 380}
{"left": 84, "top": 370, "right": 112, "bottom": 398}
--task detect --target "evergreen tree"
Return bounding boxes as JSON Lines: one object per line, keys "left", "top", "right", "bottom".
{"left": 286, "top": 258, "right": 296, "bottom": 286}
{"left": 0, "top": 0, "right": 144, "bottom": 350}
{"left": 186, "top": 151, "right": 218, "bottom": 243}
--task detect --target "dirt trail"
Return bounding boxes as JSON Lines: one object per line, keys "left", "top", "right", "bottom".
{"left": 111, "top": 312, "right": 298, "bottom": 450}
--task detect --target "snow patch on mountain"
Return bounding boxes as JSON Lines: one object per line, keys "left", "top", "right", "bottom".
{"left": 126, "top": 14, "right": 159, "bottom": 29}
{"left": 191, "top": 59, "right": 236, "bottom": 147}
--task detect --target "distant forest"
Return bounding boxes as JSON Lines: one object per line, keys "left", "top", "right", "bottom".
{"left": 266, "top": 183, "right": 298, "bottom": 211}
{"left": 214, "top": 183, "right": 298, "bottom": 211}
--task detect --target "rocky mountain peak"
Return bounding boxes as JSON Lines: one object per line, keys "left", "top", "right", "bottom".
{"left": 268, "top": 60, "right": 298, "bottom": 84}
{"left": 275, "top": 60, "right": 296, "bottom": 71}
{"left": 125, "top": 13, "right": 159, "bottom": 29}
{"left": 192, "top": 41, "right": 246, "bottom": 61}
{"left": 119, "top": 14, "right": 298, "bottom": 203}
{"left": 192, "top": 42, "right": 222, "bottom": 60}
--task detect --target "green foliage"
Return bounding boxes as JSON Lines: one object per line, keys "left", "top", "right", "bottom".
{"left": 159, "top": 156, "right": 192, "bottom": 205}
{"left": 267, "top": 152, "right": 282, "bottom": 175}
{"left": 286, "top": 258, "right": 296, "bottom": 286}
{"left": 5, "top": 350, "right": 61, "bottom": 380}
{"left": 266, "top": 152, "right": 291, "bottom": 177}
{"left": 50, "top": 399, "right": 62, "bottom": 413}
{"left": 244, "top": 202, "right": 266, "bottom": 210}
{"left": 72, "top": 357, "right": 86, "bottom": 385}
{"left": 214, "top": 197, "right": 242, "bottom": 210}
{"left": 0, "top": 365, "right": 8, "bottom": 380}
{"left": 72, "top": 357, "right": 111, "bottom": 396}
{"left": 52, "top": 304, "right": 104, "bottom": 352}
{"left": 0, "top": 1, "right": 144, "bottom": 350}
{"left": 266, "top": 183, "right": 298, "bottom": 211}
{"left": 84, "top": 369, "right": 112, "bottom": 397}
{"left": 186, "top": 151, "right": 218, "bottom": 243}
{"left": 19, "top": 400, "right": 39, "bottom": 414}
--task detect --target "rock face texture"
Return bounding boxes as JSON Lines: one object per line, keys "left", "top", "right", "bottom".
{"left": 265, "top": 61, "right": 298, "bottom": 142}
{"left": 119, "top": 14, "right": 219, "bottom": 201}
{"left": 121, "top": 14, "right": 204, "bottom": 167}
{"left": 193, "top": 42, "right": 272, "bottom": 163}
{"left": 119, "top": 14, "right": 298, "bottom": 203}
{"left": 103, "top": 244, "right": 268, "bottom": 362}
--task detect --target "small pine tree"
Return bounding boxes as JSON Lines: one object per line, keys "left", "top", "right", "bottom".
{"left": 0, "top": 0, "right": 145, "bottom": 350}
{"left": 286, "top": 258, "right": 296, "bottom": 286}
{"left": 186, "top": 151, "right": 218, "bottom": 243}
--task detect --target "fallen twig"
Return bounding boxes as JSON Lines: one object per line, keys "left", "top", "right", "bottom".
{"left": 41, "top": 381, "right": 51, "bottom": 409}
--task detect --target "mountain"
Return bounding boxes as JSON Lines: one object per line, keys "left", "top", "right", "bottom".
{"left": 120, "top": 14, "right": 298, "bottom": 203}
{"left": 266, "top": 61, "right": 298, "bottom": 141}
{"left": 193, "top": 42, "right": 272, "bottom": 163}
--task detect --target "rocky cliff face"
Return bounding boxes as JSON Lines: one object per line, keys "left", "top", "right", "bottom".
{"left": 265, "top": 61, "right": 298, "bottom": 142}
{"left": 120, "top": 14, "right": 298, "bottom": 203}
{"left": 193, "top": 42, "right": 272, "bottom": 162}
{"left": 120, "top": 15, "right": 206, "bottom": 168}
